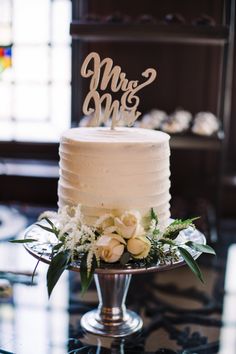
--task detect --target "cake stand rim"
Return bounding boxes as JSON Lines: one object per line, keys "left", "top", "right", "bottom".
{"left": 22, "top": 222, "right": 206, "bottom": 275}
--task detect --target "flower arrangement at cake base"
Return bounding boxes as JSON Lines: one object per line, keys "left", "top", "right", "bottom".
{"left": 12, "top": 205, "right": 215, "bottom": 298}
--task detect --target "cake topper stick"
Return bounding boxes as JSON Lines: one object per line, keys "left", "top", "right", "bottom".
{"left": 81, "top": 52, "right": 157, "bottom": 129}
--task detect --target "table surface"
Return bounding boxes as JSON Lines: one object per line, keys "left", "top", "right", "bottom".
{"left": 0, "top": 205, "right": 236, "bottom": 354}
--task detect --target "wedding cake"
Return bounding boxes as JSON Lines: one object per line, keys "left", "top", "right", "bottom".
{"left": 19, "top": 52, "right": 210, "bottom": 323}
{"left": 58, "top": 126, "right": 171, "bottom": 229}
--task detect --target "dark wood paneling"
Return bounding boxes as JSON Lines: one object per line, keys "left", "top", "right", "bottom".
{"left": 0, "top": 175, "right": 58, "bottom": 206}
{"left": 85, "top": 0, "right": 224, "bottom": 23}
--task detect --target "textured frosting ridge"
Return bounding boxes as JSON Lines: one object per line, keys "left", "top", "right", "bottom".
{"left": 58, "top": 127, "right": 171, "bottom": 229}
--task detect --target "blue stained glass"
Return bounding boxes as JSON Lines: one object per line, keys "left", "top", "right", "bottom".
{"left": 4, "top": 47, "right": 12, "bottom": 56}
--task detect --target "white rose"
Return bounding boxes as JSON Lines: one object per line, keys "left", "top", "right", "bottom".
{"left": 114, "top": 210, "right": 142, "bottom": 239}
{"left": 127, "top": 236, "right": 151, "bottom": 259}
{"left": 95, "top": 214, "right": 115, "bottom": 231}
{"left": 96, "top": 234, "right": 126, "bottom": 263}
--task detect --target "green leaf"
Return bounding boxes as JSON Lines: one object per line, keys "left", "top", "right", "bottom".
{"left": 150, "top": 208, "right": 158, "bottom": 223}
{"left": 36, "top": 224, "right": 56, "bottom": 234}
{"left": 163, "top": 217, "right": 199, "bottom": 240}
{"left": 44, "top": 218, "right": 59, "bottom": 237}
{"left": 10, "top": 238, "right": 38, "bottom": 243}
{"left": 31, "top": 252, "right": 45, "bottom": 284}
{"left": 80, "top": 253, "right": 97, "bottom": 296}
{"left": 185, "top": 241, "right": 216, "bottom": 255}
{"left": 47, "top": 251, "right": 70, "bottom": 298}
{"left": 153, "top": 229, "right": 160, "bottom": 237}
{"left": 52, "top": 243, "right": 63, "bottom": 254}
{"left": 44, "top": 217, "right": 55, "bottom": 228}
{"left": 158, "top": 238, "right": 176, "bottom": 246}
{"left": 120, "top": 252, "right": 130, "bottom": 265}
{"left": 178, "top": 246, "right": 204, "bottom": 283}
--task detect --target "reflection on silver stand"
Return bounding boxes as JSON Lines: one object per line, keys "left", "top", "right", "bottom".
{"left": 81, "top": 273, "right": 142, "bottom": 337}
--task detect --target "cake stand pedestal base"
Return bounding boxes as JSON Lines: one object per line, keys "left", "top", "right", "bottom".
{"left": 80, "top": 273, "right": 143, "bottom": 337}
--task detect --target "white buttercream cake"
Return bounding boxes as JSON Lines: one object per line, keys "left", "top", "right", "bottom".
{"left": 58, "top": 127, "right": 171, "bottom": 229}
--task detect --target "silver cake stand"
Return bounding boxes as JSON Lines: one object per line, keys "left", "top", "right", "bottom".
{"left": 22, "top": 223, "right": 206, "bottom": 338}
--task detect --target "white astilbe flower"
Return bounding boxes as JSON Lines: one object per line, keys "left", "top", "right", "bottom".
{"left": 75, "top": 244, "right": 91, "bottom": 254}
{"left": 79, "top": 224, "right": 99, "bottom": 274}
{"left": 77, "top": 225, "right": 97, "bottom": 251}
{"left": 57, "top": 206, "right": 98, "bottom": 263}
{"left": 73, "top": 204, "right": 83, "bottom": 225}
{"left": 58, "top": 205, "right": 71, "bottom": 222}
{"left": 58, "top": 205, "right": 83, "bottom": 230}
{"left": 57, "top": 205, "right": 88, "bottom": 243}
{"left": 81, "top": 224, "right": 96, "bottom": 240}
{"left": 38, "top": 210, "right": 58, "bottom": 221}
{"left": 94, "top": 248, "right": 100, "bottom": 267}
{"left": 63, "top": 231, "right": 81, "bottom": 254}
{"left": 58, "top": 223, "right": 76, "bottom": 240}
{"left": 62, "top": 230, "right": 92, "bottom": 261}
{"left": 86, "top": 247, "right": 95, "bottom": 276}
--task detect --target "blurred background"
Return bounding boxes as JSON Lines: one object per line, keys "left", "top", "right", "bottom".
{"left": 0, "top": 0, "right": 235, "bottom": 240}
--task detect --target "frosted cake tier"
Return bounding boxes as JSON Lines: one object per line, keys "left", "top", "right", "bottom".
{"left": 58, "top": 127, "right": 171, "bottom": 229}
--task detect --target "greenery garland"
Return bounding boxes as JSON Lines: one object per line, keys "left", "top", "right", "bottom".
{"left": 11, "top": 206, "right": 215, "bottom": 297}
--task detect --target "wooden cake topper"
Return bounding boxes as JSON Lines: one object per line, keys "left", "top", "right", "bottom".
{"left": 81, "top": 52, "right": 157, "bottom": 129}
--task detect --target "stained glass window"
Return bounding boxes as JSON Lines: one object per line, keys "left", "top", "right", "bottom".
{"left": 0, "top": 46, "right": 12, "bottom": 73}
{"left": 0, "top": 0, "right": 71, "bottom": 142}
{"left": 0, "top": 0, "right": 12, "bottom": 73}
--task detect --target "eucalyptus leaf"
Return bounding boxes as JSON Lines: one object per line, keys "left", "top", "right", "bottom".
{"left": 166, "top": 230, "right": 180, "bottom": 240}
{"left": 153, "top": 229, "right": 160, "bottom": 237}
{"left": 163, "top": 217, "right": 199, "bottom": 240}
{"left": 31, "top": 252, "right": 45, "bottom": 284}
{"left": 80, "top": 254, "right": 97, "bottom": 296}
{"left": 150, "top": 208, "right": 158, "bottom": 223}
{"left": 36, "top": 224, "right": 56, "bottom": 234}
{"left": 44, "top": 218, "right": 59, "bottom": 237}
{"left": 185, "top": 241, "right": 216, "bottom": 255}
{"left": 51, "top": 243, "right": 63, "bottom": 256}
{"left": 178, "top": 246, "right": 204, "bottom": 283}
{"left": 120, "top": 252, "right": 130, "bottom": 265}
{"left": 10, "top": 238, "right": 38, "bottom": 243}
{"left": 47, "top": 251, "right": 71, "bottom": 298}
{"left": 158, "top": 238, "right": 176, "bottom": 246}
{"left": 44, "top": 217, "right": 55, "bottom": 228}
